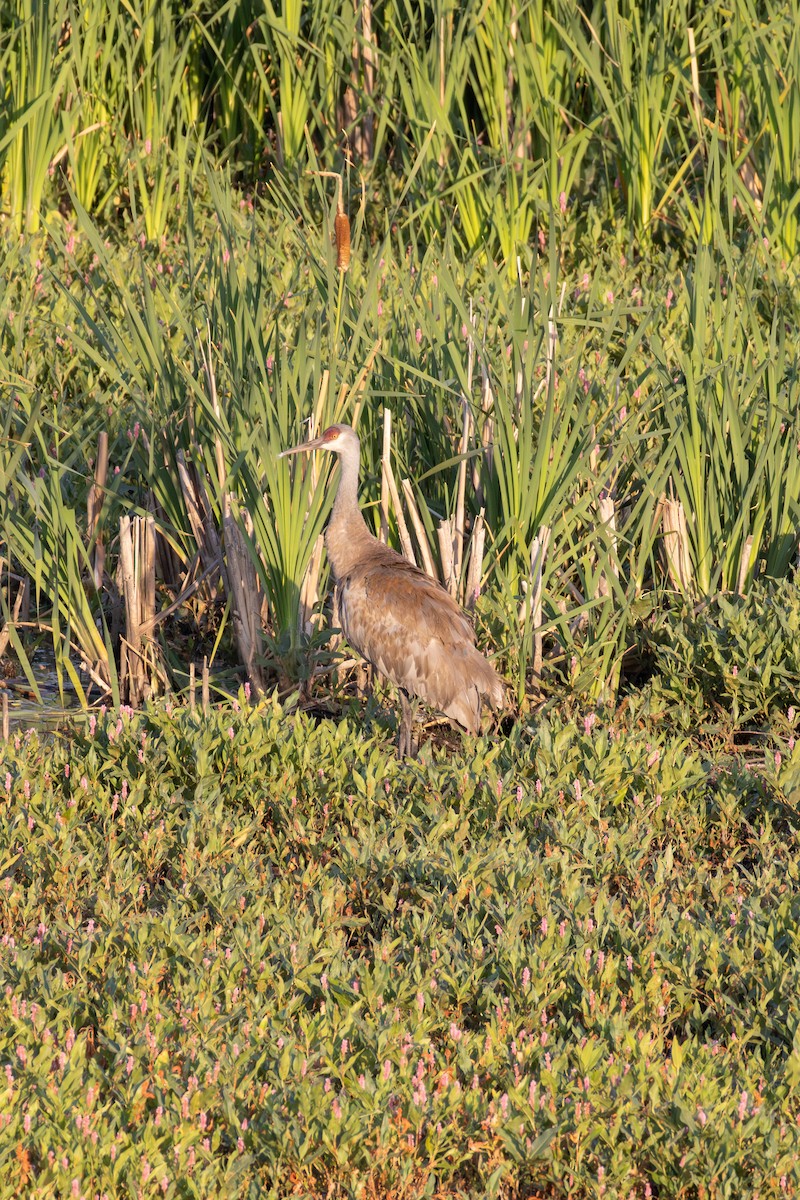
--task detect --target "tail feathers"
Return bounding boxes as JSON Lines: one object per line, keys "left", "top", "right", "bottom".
{"left": 441, "top": 652, "right": 505, "bottom": 734}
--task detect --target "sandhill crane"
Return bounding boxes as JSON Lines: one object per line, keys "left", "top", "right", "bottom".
{"left": 280, "top": 423, "right": 504, "bottom": 754}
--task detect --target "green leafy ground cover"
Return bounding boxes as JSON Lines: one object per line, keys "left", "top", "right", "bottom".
{"left": 2, "top": 680, "right": 800, "bottom": 1198}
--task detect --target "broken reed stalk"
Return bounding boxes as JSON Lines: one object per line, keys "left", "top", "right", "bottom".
{"left": 87, "top": 430, "right": 109, "bottom": 590}
{"left": 438, "top": 519, "right": 457, "bottom": 597}
{"left": 737, "top": 535, "right": 754, "bottom": 596}
{"left": 202, "top": 656, "right": 209, "bottom": 714}
{"left": 381, "top": 409, "right": 417, "bottom": 565}
{"left": 530, "top": 525, "right": 551, "bottom": 686}
{"left": 0, "top": 577, "right": 27, "bottom": 661}
{"left": 2, "top": 693, "right": 8, "bottom": 742}
{"left": 118, "top": 515, "right": 157, "bottom": 707}
{"left": 464, "top": 508, "right": 486, "bottom": 612}
{"left": 299, "top": 533, "right": 325, "bottom": 636}
{"left": 596, "top": 493, "right": 619, "bottom": 599}
{"left": 659, "top": 497, "right": 694, "bottom": 593}
{"left": 401, "top": 478, "right": 437, "bottom": 579}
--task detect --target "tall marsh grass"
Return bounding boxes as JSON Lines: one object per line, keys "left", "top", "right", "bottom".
{"left": 1, "top": 0, "right": 799, "bottom": 713}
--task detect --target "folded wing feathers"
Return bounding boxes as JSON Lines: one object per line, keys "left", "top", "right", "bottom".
{"left": 336, "top": 545, "right": 504, "bottom": 733}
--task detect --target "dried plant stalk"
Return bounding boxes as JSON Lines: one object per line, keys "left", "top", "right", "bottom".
{"left": 299, "top": 533, "right": 325, "bottom": 635}
{"left": 530, "top": 524, "right": 551, "bottom": 686}
{"left": 737, "top": 535, "right": 753, "bottom": 596}
{"left": 438, "top": 518, "right": 457, "bottom": 597}
{"left": 401, "top": 478, "right": 437, "bottom": 579}
{"left": 0, "top": 578, "right": 27, "bottom": 661}
{"left": 659, "top": 497, "right": 694, "bottom": 592}
{"left": 381, "top": 410, "right": 416, "bottom": 564}
{"left": 465, "top": 508, "right": 486, "bottom": 612}
{"left": 596, "top": 493, "right": 619, "bottom": 599}
{"left": 118, "top": 515, "right": 158, "bottom": 707}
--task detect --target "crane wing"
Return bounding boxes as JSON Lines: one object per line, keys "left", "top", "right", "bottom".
{"left": 335, "top": 550, "right": 503, "bottom": 731}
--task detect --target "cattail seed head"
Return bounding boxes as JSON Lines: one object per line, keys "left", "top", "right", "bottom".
{"left": 334, "top": 211, "right": 351, "bottom": 271}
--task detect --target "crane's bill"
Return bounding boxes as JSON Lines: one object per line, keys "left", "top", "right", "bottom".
{"left": 279, "top": 436, "right": 329, "bottom": 458}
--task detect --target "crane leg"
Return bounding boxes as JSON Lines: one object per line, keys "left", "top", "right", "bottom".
{"left": 398, "top": 691, "right": 418, "bottom": 758}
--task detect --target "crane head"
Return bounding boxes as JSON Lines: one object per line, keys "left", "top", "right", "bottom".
{"left": 280, "top": 424, "right": 359, "bottom": 458}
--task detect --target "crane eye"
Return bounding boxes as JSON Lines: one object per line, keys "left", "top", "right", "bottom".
{"left": 322, "top": 426, "right": 339, "bottom": 442}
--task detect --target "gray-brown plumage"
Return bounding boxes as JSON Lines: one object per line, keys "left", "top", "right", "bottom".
{"left": 281, "top": 424, "right": 504, "bottom": 753}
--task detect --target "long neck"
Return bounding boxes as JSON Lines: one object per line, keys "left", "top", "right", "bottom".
{"left": 325, "top": 445, "right": 373, "bottom": 579}
{"left": 331, "top": 443, "right": 361, "bottom": 525}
